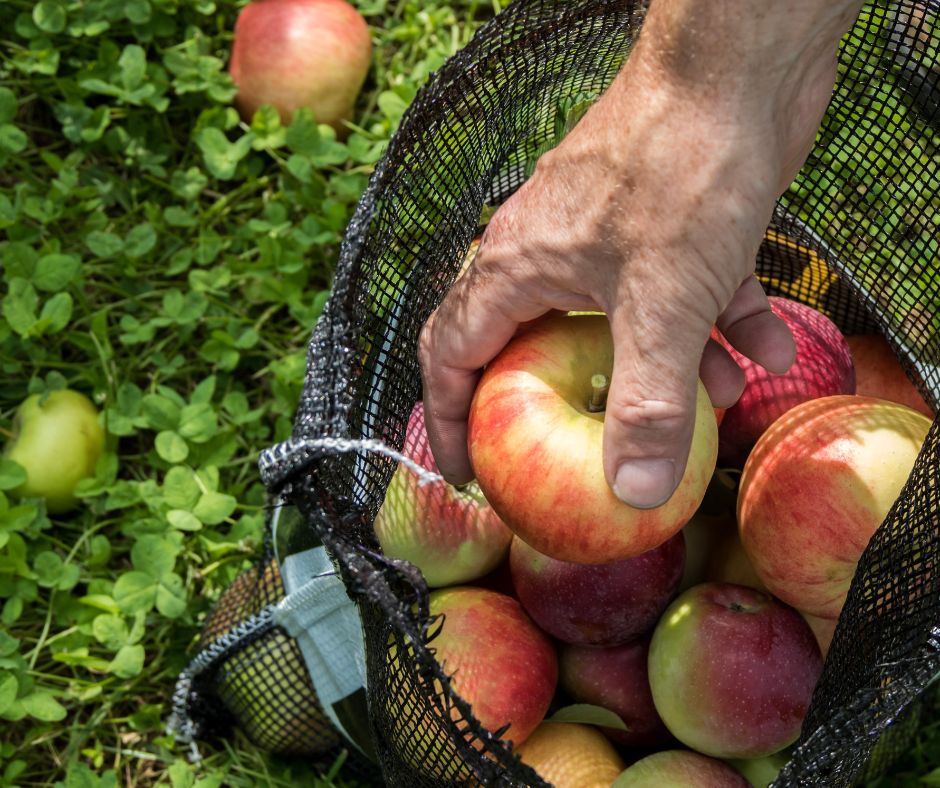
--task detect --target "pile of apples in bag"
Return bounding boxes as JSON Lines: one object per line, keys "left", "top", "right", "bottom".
{"left": 374, "top": 243, "right": 934, "bottom": 787}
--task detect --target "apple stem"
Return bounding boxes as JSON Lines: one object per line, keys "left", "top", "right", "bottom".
{"left": 0, "top": 427, "right": 13, "bottom": 440}
{"left": 588, "top": 374, "right": 610, "bottom": 413}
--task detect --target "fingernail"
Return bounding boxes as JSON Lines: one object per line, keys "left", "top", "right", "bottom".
{"left": 613, "top": 459, "right": 677, "bottom": 509}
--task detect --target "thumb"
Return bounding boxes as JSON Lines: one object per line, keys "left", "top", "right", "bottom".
{"left": 602, "top": 302, "right": 712, "bottom": 509}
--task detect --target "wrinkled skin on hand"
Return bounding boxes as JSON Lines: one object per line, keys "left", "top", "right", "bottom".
{"left": 419, "top": 0, "right": 865, "bottom": 508}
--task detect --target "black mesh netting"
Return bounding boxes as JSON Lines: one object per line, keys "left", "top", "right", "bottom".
{"left": 179, "top": 0, "right": 940, "bottom": 785}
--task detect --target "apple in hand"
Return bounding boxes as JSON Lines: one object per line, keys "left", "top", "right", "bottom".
{"left": 648, "top": 583, "right": 822, "bottom": 759}
{"left": 510, "top": 532, "right": 684, "bottom": 646}
{"left": 230, "top": 0, "right": 372, "bottom": 131}
{"left": 716, "top": 297, "right": 856, "bottom": 467}
{"left": 559, "top": 636, "right": 672, "bottom": 748}
{"left": 3, "top": 389, "right": 106, "bottom": 514}
{"left": 738, "top": 395, "right": 931, "bottom": 619}
{"left": 374, "top": 402, "right": 512, "bottom": 587}
{"left": 468, "top": 313, "right": 718, "bottom": 564}
{"left": 613, "top": 750, "right": 750, "bottom": 787}
{"left": 847, "top": 334, "right": 934, "bottom": 418}
{"left": 387, "top": 586, "right": 557, "bottom": 760}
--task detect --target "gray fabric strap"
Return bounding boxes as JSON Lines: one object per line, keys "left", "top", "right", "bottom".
{"left": 273, "top": 544, "right": 368, "bottom": 753}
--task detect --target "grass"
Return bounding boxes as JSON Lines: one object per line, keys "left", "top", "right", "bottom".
{"left": 1, "top": 0, "right": 940, "bottom": 785}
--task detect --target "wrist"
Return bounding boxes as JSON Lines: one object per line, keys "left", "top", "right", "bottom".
{"left": 631, "top": 0, "right": 864, "bottom": 97}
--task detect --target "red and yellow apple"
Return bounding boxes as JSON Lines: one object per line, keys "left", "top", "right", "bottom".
{"left": 613, "top": 750, "right": 750, "bottom": 787}
{"left": 558, "top": 636, "right": 672, "bottom": 749}
{"left": 229, "top": 0, "right": 372, "bottom": 131}
{"left": 510, "top": 532, "right": 684, "bottom": 646}
{"left": 802, "top": 613, "right": 837, "bottom": 660}
{"left": 716, "top": 297, "right": 856, "bottom": 467}
{"left": 648, "top": 583, "right": 822, "bottom": 759}
{"left": 374, "top": 402, "right": 512, "bottom": 587}
{"left": 468, "top": 313, "right": 718, "bottom": 564}
{"left": 515, "top": 722, "right": 626, "bottom": 788}
{"left": 847, "top": 334, "right": 934, "bottom": 418}
{"left": 738, "top": 395, "right": 931, "bottom": 619}
{"left": 388, "top": 586, "right": 557, "bottom": 757}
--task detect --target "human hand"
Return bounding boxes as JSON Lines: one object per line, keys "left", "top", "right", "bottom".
{"left": 419, "top": 0, "right": 864, "bottom": 508}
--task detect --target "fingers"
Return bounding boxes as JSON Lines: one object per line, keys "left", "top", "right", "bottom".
{"left": 418, "top": 262, "right": 542, "bottom": 486}
{"left": 699, "top": 337, "right": 745, "bottom": 409}
{"left": 717, "top": 276, "right": 795, "bottom": 374}
{"left": 602, "top": 295, "right": 712, "bottom": 509}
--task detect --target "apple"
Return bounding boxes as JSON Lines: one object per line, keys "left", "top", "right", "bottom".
{"left": 515, "top": 722, "right": 626, "bottom": 788}
{"left": 510, "top": 532, "right": 684, "bottom": 646}
{"left": 801, "top": 613, "right": 837, "bottom": 660}
{"left": 702, "top": 518, "right": 768, "bottom": 593}
{"left": 468, "top": 313, "right": 718, "bottom": 564}
{"left": 613, "top": 750, "right": 750, "bottom": 787}
{"left": 716, "top": 297, "right": 856, "bottom": 467}
{"left": 678, "top": 510, "right": 737, "bottom": 592}
{"left": 3, "top": 389, "right": 106, "bottom": 514}
{"left": 648, "top": 582, "right": 822, "bottom": 759}
{"left": 387, "top": 586, "right": 557, "bottom": 758}
{"left": 205, "top": 560, "right": 341, "bottom": 754}
{"left": 229, "top": 0, "right": 372, "bottom": 132}
{"left": 558, "top": 636, "right": 672, "bottom": 748}
{"left": 847, "top": 334, "right": 934, "bottom": 418}
{"left": 374, "top": 402, "right": 512, "bottom": 588}
{"left": 738, "top": 395, "right": 931, "bottom": 619}
{"left": 726, "top": 749, "right": 792, "bottom": 788}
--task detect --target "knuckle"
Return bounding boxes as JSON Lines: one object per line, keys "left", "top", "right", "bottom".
{"left": 605, "top": 395, "right": 689, "bottom": 437}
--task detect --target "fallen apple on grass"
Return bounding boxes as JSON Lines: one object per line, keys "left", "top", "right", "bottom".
{"left": 613, "top": 750, "right": 750, "bottom": 787}
{"left": 3, "top": 389, "right": 106, "bottom": 514}
{"left": 648, "top": 582, "right": 822, "bottom": 759}
{"left": 374, "top": 402, "right": 512, "bottom": 587}
{"left": 468, "top": 313, "right": 718, "bottom": 564}
{"left": 716, "top": 296, "right": 856, "bottom": 467}
{"left": 509, "top": 532, "right": 684, "bottom": 646}
{"left": 229, "top": 0, "right": 372, "bottom": 132}
{"left": 738, "top": 395, "right": 931, "bottom": 619}
{"left": 558, "top": 636, "right": 672, "bottom": 749}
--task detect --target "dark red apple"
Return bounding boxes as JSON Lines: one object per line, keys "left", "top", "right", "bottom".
{"left": 716, "top": 297, "right": 855, "bottom": 466}
{"left": 559, "top": 636, "right": 672, "bottom": 749}
{"left": 509, "top": 532, "right": 685, "bottom": 646}
{"left": 229, "top": 0, "right": 372, "bottom": 132}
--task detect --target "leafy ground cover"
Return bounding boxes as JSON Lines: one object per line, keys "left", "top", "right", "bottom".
{"left": 2, "top": 0, "right": 940, "bottom": 786}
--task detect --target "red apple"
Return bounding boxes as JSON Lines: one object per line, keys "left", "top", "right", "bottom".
{"left": 4, "top": 389, "right": 106, "bottom": 514}
{"left": 515, "top": 722, "right": 626, "bottom": 788}
{"left": 510, "top": 533, "right": 684, "bottom": 646}
{"left": 229, "top": 0, "right": 372, "bottom": 131}
{"left": 558, "top": 636, "right": 672, "bottom": 749}
{"left": 374, "top": 402, "right": 512, "bottom": 588}
{"left": 468, "top": 313, "right": 718, "bottom": 564}
{"left": 847, "top": 334, "right": 934, "bottom": 418}
{"left": 716, "top": 297, "right": 856, "bottom": 467}
{"left": 388, "top": 586, "right": 557, "bottom": 756}
{"left": 738, "top": 395, "right": 931, "bottom": 619}
{"left": 648, "top": 583, "right": 822, "bottom": 759}
{"left": 613, "top": 750, "right": 750, "bottom": 787}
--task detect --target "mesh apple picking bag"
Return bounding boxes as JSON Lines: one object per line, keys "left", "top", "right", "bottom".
{"left": 170, "top": 0, "right": 940, "bottom": 784}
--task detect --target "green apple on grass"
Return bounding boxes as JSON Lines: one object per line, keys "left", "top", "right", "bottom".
{"left": 3, "top": 389, "right": 105, "bottom": 514}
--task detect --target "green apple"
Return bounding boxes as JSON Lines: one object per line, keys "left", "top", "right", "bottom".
{"left": 4, "top": 389, "right": 105, "bottom": 513}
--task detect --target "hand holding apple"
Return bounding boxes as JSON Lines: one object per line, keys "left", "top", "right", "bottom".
{"left": 468, "top": 313, "right": 718, "bottom": 564}
{"left": 3, "top": 389, "right": 106, "bottom": 514}
{"left": 230, "top": 0, "right": 372, "bottom": 132}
